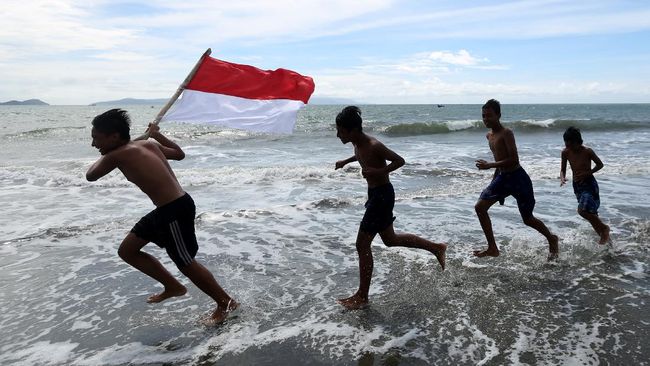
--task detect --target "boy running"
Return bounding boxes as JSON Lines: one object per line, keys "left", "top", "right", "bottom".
{"left": 86, "top": 109, "right": 237, "bottom": 324}
{"left": 560, "top": 126, "right": 610, "bottom": 244}
{"left": 334, "top": 106, "right": 446, "bottom": 310}
{"left": 474, "top": 99, "right": 559, "bottom": 260}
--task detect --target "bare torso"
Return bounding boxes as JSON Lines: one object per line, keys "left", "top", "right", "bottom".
{"left": 487, "top": 127, "right": 520, "bottom": 172}
{"left": 354, "top": 137, "right": 390, "bottom": 188}
{"left": 563, "top": 146, "right": 595, "bottom": 182}
{"left": 112, "top": 141, "right": 185, "bottom": 206}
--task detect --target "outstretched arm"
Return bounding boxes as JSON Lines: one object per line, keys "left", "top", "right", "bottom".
{"left": 148, "top": 124, "right": 185, "bottom": 160}
{"left": 560, "top": 149, "right": 568, "bottom": 186}
{"left": 335, "top": 156, "right": 357, "bottom": 170}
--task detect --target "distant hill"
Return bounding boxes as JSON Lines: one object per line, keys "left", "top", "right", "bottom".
{"left": 90, "top": 98, "right": 168, "bottom": 106}
{"left": 0, "top": 99, "right": 49, "bottom": 106}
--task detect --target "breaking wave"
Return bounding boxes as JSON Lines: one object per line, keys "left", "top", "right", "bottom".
{"left": 382, "top": 119, "right": 649, "bottom": 136}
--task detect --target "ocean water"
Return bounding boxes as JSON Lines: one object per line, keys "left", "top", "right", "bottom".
{"left": 1, "top": 104, "right": 649, "bottom": 365}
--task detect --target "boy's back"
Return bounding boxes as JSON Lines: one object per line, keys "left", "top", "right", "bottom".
{"left": 111, "top": 141, "right": 184, "bottom": 206}
{"left": 560, "top": 126, "right": 609, "bottom": 244}
{"left": 562, "top": 145, "right": 597, "bottom": 183}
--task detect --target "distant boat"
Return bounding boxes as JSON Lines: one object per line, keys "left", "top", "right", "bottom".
{"left": 437, "top": 104, "right": 445, "bottom": 108}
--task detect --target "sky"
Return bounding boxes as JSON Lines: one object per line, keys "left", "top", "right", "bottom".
{"left": 1, "top": 0, "right": 650, "bottom": 105}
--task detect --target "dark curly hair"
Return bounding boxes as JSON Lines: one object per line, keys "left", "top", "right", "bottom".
{"left": 335, "top": 106, "right": 363, "bottom": 132}
{"left": 91, "top": 109, "right": 131, "bottom": 140}
{"left": 482, "top": 99, "right": 501, "bottom": 116}
{"left": 563, "top": 126, "right": 583, "bottom": 145}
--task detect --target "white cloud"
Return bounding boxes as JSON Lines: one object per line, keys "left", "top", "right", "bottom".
{"left": 427, "top": 50, "right": 486, "bottom": 67}
{"left": 0, "top": 1, "right": 137, "bottom": 58}
{"left": 311, "top": 1, "right": 650, "bottom": 41}
{"left": 352, "top": 50, "right": 507, "bottom": 77}
{"left": 313, "top": 60, "right": 649, "bottom": 104}
{"left": 3, "top": 1, "right": 650, "bottom": 59}
{"left": 91, "top": 51, "right": 155, "bottom": 62}
{"left": 0, "top": 56, "right": 185, "bottom": 105}
{"left": 314, "top": 70, "right": 530, "bottom": 103}
{"left": 1, "top": 1, "right": 648, "bottom": 104}
{"left": 101, "top": 0, "right": 395, "bottom": 46}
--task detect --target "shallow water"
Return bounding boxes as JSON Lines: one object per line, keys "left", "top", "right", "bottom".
{"left": 1, "top": 104, "right": 649, "bottom": 365}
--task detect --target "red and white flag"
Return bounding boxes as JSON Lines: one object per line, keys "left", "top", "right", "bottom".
{"left": 161, "top": 56, "right": 315, "bottom": 134}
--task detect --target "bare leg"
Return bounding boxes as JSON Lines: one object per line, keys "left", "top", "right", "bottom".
{"left": 578, "top": 209, "right": 610, "bottom": 244}
{"left": 522, "top": 215, "right": 559, "bottom": 260}
{"left": 118, "top": 233, "right": 187, "bottom": 303}
{"left": 179, "top": 260, "right": 238, "bottom": 323}
{"left": 338, "top": 230, "right": 375, "bottom": 310}
{"left": 474, "top": 199, "right": 500, "bottom": 257}
{"left": 599, "top": 225, "right": 611, "bottom": 245}
{"left": 378, "top": 224, "right": 447, "bottom": 270}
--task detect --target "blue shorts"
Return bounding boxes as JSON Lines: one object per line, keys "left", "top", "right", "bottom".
{"left": 573, "top": 176, "right": 600, "bottom": 214}
{"left": 360, "top": 183, "right": 396, "bottom": 235}
{"left": 131, "top": 193, "right": 198, "bottom": 268}
{"left": 479, "top": 167, "right": 536, "bottom": 219}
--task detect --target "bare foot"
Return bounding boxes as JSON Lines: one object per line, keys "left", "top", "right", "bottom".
{"left": 473, "top": 247, "right": 499, "bottom": 258}
{"left": 547, "top": 234, "right": 559, "bottom": 261}
{"left": 208, "top": 299, "right": 240, "bottom": 325}
{"left": 434, "top": 244, "right": 447, "bottom": 271}
{"left": 337, "top": 294, "right": 368, "bottom": 310}
{"left": 147, "top": 286, "right": 187, "bottom": 303}
{"left": 598, "top": 226, "right": 610, "bottom": 245}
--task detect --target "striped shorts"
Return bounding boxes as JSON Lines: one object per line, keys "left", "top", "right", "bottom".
{"left": 131, "top": 193, "right": 198, "bottom": 268}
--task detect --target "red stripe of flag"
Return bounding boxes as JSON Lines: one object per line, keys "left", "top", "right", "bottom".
{"left": 185, "top": 56, "right": 315, "bottom": 104}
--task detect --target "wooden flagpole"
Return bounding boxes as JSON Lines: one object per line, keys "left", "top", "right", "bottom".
{"left": 134, "top": 48, "right": 212, "bottom": 141}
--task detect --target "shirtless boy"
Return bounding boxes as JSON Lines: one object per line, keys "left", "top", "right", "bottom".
{"left": 560, "top": 126, "right": 610, "bottom": 244}
{"left": 474, "top": 99, "right": 559, "bottom": 260}
{"left": 334, "top": 106, "right": 446, "bottom": 310}
{"left": 86, "top": 109, "right": 237, "bottom": 323}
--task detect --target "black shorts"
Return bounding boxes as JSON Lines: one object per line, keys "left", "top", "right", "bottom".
{"left": 479, "top": 167, "right": 536, "bottom": 219}
{"left": 360, "top": 183, "right": 396, "bottom": 235}
{"left": 131, "top": 193, "right": 198, "bottom": 268}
